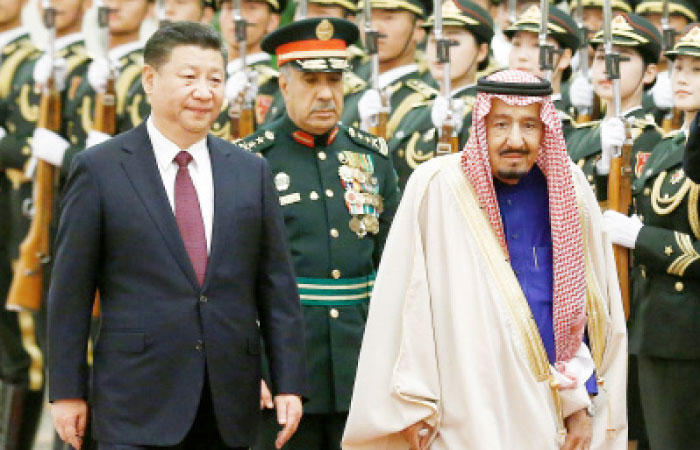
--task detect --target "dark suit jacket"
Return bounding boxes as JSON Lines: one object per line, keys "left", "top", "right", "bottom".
{"left": 47, "top": 123, "right": 306, "bottom": 447}
{"left": 684, "top": 112, "right": 700, "bottom": 183}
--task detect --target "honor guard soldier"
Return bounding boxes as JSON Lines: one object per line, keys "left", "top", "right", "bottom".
{"left": 341, "top": 0, "right": 434, "bottom": 135}
{"left": 238, "top": 17, "right": 400, "bottom": 450}
{"left": 602, "top": 25, "right": 700, "bottom": 450}
{"left": 566, "top": 13, "right": 663, "bottom": 199}
{"left": 212, "top": 0, "right": 286, "bottom": 139}
{"left": 387, "top": 0, "right": 493, "bottom": 189}
{"left": 636, "top": 0, "right": 698, "bottom": 127}
{"left": 0, "top": 3, "right": 44, "bottom": 448}
{"left": 506, "top": 4, "right": 581, "bottom": 136}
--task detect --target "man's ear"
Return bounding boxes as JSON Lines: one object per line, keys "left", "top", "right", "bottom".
{"left": 278, "top": 68, "right": 289, "bottom": 102}
{"left": 557, "top": 48, "right": 573, "bottom": 72}
{"left": 643, "top": 62, "right": 658, "bottom": 85}
{"left": 142, "top": 64, "right": 156, "bottom": 98}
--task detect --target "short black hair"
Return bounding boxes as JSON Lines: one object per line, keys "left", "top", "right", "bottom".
{"left": 144, "top": 21, "right": 227, "bottom": 70}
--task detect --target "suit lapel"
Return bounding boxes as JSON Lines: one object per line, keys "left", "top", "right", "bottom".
{"left": 203, "top": 137, "right": 235, "bottom": 290}
{"left": 120, "top": 123, "right": 200, "bottom": 290}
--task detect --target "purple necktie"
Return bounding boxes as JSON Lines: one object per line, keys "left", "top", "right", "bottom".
{"left": 174, "top": 151, "right": 207, "bottom": 285}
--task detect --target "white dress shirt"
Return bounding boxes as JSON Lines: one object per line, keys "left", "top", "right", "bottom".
{"left": 146, "top": 117, "right": 214, "bottom": 253}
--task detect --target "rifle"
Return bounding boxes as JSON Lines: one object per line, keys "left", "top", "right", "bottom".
{"left": 538, "top": 0, "right": 554, "bottom": 82}
{"left": 508, "top": 0, "right": 517, "bottom": 26}
{"left": 603, "top": 0, "right": 632, "bottom": 319}
{"left": 433, "top": 0, "right": 458, "bottom": 155}
{"left": 93, "top": 0, "right": 116, "bottom": 137}
{"left": 229, "top": 0, "right": 256, "bottom": 139}
{"left": 298, "top": 0, "right": 307, "bottom": 19}
{"left": 363, "top": 0, "right": 389, "bottom": 138}
{"left": 6, "top": 0, "right": 61, "bottom": 312}
{"left": 660, "top": 0, "right": 682, "bottom": 133}
{"left": 574, "top": 0, "right": 600, "bottom": 122}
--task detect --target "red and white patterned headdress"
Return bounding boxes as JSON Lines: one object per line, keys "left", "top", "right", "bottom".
{"left": 461, "top": 69, "right": 586, "bottom": 362}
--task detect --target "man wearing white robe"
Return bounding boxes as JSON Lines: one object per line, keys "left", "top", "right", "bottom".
{"left": 342, "top": 70, "right": 627, "bottom": 450}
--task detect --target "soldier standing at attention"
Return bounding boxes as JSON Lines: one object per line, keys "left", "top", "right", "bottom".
{"left": 238, "top": 17, "right": 400, "bottom": 450}
{"left": 213, "top": 0, "right": 285, "bottom": 138}
{"left": 342, "top": 0, "right": 434, "bottom": 135}
{"left": 387, "top": 0, "right": 492, "bottom": 189}
{"left": 603, "top": 25, "right": 700, "bottom": 450}
{"left": 0, "top": 2, "right": 45, "bottom": 448}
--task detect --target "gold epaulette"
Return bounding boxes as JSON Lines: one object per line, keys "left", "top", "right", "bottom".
{"left": 347, "top": 44, "right": 366, "bottom": 60}
{"left": 116, "top": 63, "right": 144, "bottom": 116}
{"left": 347, "top": 126, "right": 389, "bottom": 157}
{"left": 662, "top": 128, "right": 684, "bottom": 139}
{"left": 405, "top": 78, "right": 439, "bottom": 99}
{"left": 235, "top": 130, "right": 275, "bottom": 152}
{"left": 632, "top": 113, "right": 662, "bottom": 131}
{"left": 343, "top": 70, "right": 367, "bottom": 95}
{"left": 570, "top": 119, "right": 600, "bottom": 129}
{"left": 254, "top": 64, "right": 279, "bottom": 86}
{"left": 0, "top": 44, "right": 39, "bottom": 98}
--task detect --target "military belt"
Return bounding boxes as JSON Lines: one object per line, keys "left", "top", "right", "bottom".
{"left": 297, "top": 273, "right": 376, "bottom": 306}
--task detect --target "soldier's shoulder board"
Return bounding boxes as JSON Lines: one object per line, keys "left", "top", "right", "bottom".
{"left": 343, "top": 71, "right": 367, "bottom": 95}
{"left": 234, "top": 130, "right": 275, "bottom": 153}
{"left": 633, "top": 114, "right": 662, "bottom": 132}
{"left": 345, "top": 126, "right": 389, "bottom": 158}
{"left": 662, "top": 128, "right": 684, "bottom": 140}
{"left": 255, "top": 64, "right": 279, "bottom": 86}
{"left": 570, "top": 119, "right": 600, "bottom": 129}
{"left": 405, "top": 78, "right": 439, "bottom": 99}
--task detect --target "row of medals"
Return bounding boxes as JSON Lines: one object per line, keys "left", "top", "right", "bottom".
{"left": 338, "top": 151, "right": 383, "bottom": 238}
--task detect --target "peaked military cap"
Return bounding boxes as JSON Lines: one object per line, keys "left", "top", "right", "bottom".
{"left": 590, "top": 13, "right": 663, "bottom": 63}
{"left": 504, "top": 4, "right": 581, "bottom": 52}
{"left": 306, "top": 0, "right": 358, "bottom": 12}
{"left": 202, "top": 0, "right": 219, "bottom": 10}
{"left": 220, "top": 0, "right": 287, "bottom": 13}
{"left": 570, "top": 0, "right": 632, "bottom": 13}
{"left": 422, "top": 0, "right": 494, "bottom": 44}
{"left": 357, "top": 0, "right": 432, "bottom": 18}
{"left": 666, "top": 24, "right": 700, "bottom": 59}
{"left": 262, "top": 17, "right": 359, "bottom": 71}
{"left": 636, "top": 0, "right": 698, "bottom": 22}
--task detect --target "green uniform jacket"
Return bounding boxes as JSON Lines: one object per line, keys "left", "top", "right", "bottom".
{"left": 628, "top": 129, "right": 700, "bottom": 359}
{"left": 566, "top": 107, "right": 662, "bottom": 200}
{"left": 237, "top": 114, "right": 400, "bottom": 414}
{"left": 387, "top": 84, "right": 475, "bottom": 189}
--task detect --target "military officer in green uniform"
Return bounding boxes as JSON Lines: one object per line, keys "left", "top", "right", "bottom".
{"left": 505, "top": 4, "right": 581, "bottom": 137}
{"left": 341, "top": 0, "right": 434, "bottom": 136}
{"left": 385, "top": 0, "right": 492, "bottom": 189}
{"left": 602, "top": 25, "right": 700, "bottom": 450}
{"left": 0, "top": 2, "right": 44, "bottom": 448}
{"left": 212, "top": 0, "right": 285, "bottom": 139}
{"left": 566, "top": 13, "right": 663, "bottom": 200}
{"left": 239, "top": 17, "right": 400, "bottom": 450}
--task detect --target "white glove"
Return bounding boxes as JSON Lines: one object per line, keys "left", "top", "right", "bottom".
{"left": 33, "top": 54, "right": 67, "bottom": 91}
{"left": 225, "top": 70, "right": 249, "bottom": 102}
{"left": 31, "top": 127, "right": 70, "bottom": 167}
{"left": 651, "top": 70, "right": 673, "bottom": 110}
{"left": 0, "top": 126, "right": 6, "bottom": 140}
{"left": 358, "top": 88, "right": 384, "bottom": 132}
{"left": 569, "top": 74, "right": 594, "bottom": 110}
{"left": 597, "top": 117, "right": 625, "bottom": 175}
{"left": 86, "top": 130, "right": 111, "bottom": 148}
{"left": 87, "top": 57, "right": 113, "bottom": 93}
{"left": 603, "top": 210, "right": 643, "bottom": 249}
{"left": 431, "top": 96, "right": 466, "bottom": 133}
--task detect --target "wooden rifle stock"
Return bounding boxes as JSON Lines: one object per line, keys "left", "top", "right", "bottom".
{"left": 229, "top": 93, "right": 256, "bottom": 140}
{"left": 370, "top": 111, "right": 388, "bottom": 140}
{"left": 607, "top": 127, "right": 633, "bottom": 319}
{"left": 662, "top": 107, "right": 683, "bottom": 133}
{"left": 436, "top": 124, "right": 459, "bottom": 155}
{"left": 6, "top": 79, "right": 61, "bottom": 312}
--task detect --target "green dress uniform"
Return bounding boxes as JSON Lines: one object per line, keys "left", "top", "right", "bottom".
{"left": 246, "top": 17, "right": 401, "bottom": 449}
{"left": 0, "top": 29, "right": 44, "bottom": 450}
{"left": 625, "top": 27, "right": 700, "bottom": 449}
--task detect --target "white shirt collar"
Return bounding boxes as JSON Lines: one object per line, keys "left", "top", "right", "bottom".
{"left": 54, "top": 33, "right": 84, "bottom": 51}
{"left": 377, "top": 64, "right": 418, "bottom": 89}
{"left": 0, "top": 27, "right": 28, "bottom": 50}
{"left": 147, "top": 116, "right": 208, "bottom": 171}
{"left": 551, "top": 93, "right": 562, "bottom": 102}
{"left": 109, "top": 41, "right": 143, "bottom": 63}
{"left": 227, "top": 52, "right": 270, "bottom": 75}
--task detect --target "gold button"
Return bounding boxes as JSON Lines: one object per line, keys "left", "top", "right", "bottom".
{"left": 325, "top": 189, "right": 334, "bottom": 198}
{"left": 398, "top": 150, "right": 405, "bottom": 158}
{"left": 643, "top": 187, "right": 651, "bottom": 196}
{"left": 21, "top": 146, "right": 31, "bottom": 156}
{"left": 641, "top": 268, "right": 646, "bottom": 278}
{"left": 330, "top": 308, "right": 339, "bottom": 319}
{"left": 310, "top": 191, "right": 319, "bottom": 200}
{"left": 330, "top": 228, "right": 339, "bottom": 238}
{"left": 675, "top": 281, "right": 684, "bottom": 292}
{"left": 318, "top": 151, "right": 327, "bottom": 160}
{"left": 331, "top": 269, "right": 341, "bottom": 279}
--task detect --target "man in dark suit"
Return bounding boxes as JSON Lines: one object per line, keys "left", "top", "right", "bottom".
{"left": 47, "top": 21, "right": 306, "bottom": 450}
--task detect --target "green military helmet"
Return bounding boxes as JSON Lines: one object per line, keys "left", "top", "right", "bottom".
{"left": 262, "top": 17, "right": 359, "bottom": 71}
{"left": 357, "top": 0, "right": 432, "bottom": 19}
{"left": 636, "top": 0, "right": 698, "bottom": 23}
{"left": 666, "top": 24, "right": 700, "bottom": 59}
{"left": 505, "top": 4, "right": 581, "bottom": 52}
{"left": 591, "top": 13, "right": 663, "bottom": 64}
{"left": 421, "top": 0, "right": 493, "bottom": 71}
{"left": 570, "top": 0, "right": 633, "bottom": 13}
